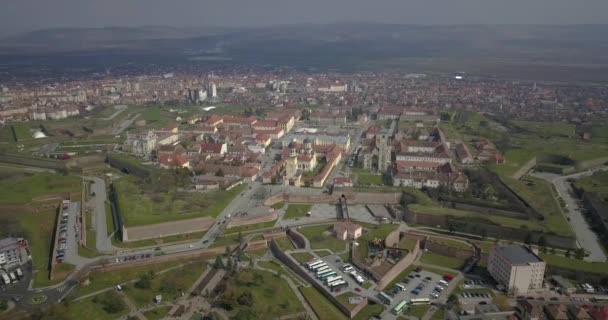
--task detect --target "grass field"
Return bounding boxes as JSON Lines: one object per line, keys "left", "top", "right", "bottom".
{"left": 299, "top": 286, "right": 347, "bottom": 320}
{"left": 114, "top": 176, "right": 244, "bottom": 227}
{"left": 540, "top": 254, "right": 608, "bottom": 274}
{"left": 113, "top": 231, "right": 205, "bottom": 248}
{"left": 357, "top": 173, "right": 385, "bottom": 186}
{"left": 75, "top": 261, "right": 185, "bottom": 297}
{"left": 223, "top": 269, "right": 304, "bottom": 318}
{"left": 512, "top": 120, "right": 576, "bottom": 138}
{"left": 60, "top": 294, "right": 128, "bottom": 320}
{"left": 354, "top": 303, "right": 385, "bottom": 320}
{"left": 271, "top": 202, "right": 286, "bottom": 210}
{"left": 299, "top": 224, "right": 348, "bottom": 253}
{"left": 283, "top": 204, "right": 312, "bottom": 219}
{"left": 275, "top": 237, "right": 295, "bottom": 251}
{"left": 428, "top": 237, "right": 473, "bottom": 250}
{"left": 79, "top": 212, "right": 104, "bottom": 258}
{"left": 142, "top": 306, "right": 172, "bottom": 320}
{"left": 257, "top": 260, "right": 301, "bottom": 284}
{"left": 290, "top": 252, "right": 314, "bottom": 264}
{"left": 224, "top": 219, "right": 277, "bottom": 234}
{"left": 420, "top": 252, "right": 465, "bottom": 270}
{"left": 0, "top": 171, "right": 81, "bottom": 205}
{"left": 125, "top": 262, "right": 206, "bottom": 307}
{"left": 210, "top": 233, "right": 241, "bottom": 248}
{"left": 576, "top": 170, "right": 608, "bottom": 196}
{"left": 407, "top": 305, "right": 431, "bottom": 319}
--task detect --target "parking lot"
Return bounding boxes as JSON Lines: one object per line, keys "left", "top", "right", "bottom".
{"left": 386, "top": 269, "right": 449, "bottom": 303}
{"left": 55, "top": 200, "right": 81, "bottom": 266}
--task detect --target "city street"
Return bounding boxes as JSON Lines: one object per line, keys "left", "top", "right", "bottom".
{"left": 532, "top": 167, "right": 608, "bottom": 262}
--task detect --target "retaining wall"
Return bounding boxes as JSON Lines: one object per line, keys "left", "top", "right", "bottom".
{"left": 404, "top": 210, "right": 577, "bottom": 249}
{"left": 227, "top": 211, "right": 278, "bottom": 228}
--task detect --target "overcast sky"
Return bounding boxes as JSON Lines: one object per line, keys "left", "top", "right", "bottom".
{"left": 1, "top": 0, "right": 608, "bottom": 35}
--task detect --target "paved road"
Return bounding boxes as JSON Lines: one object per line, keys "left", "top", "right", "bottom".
{"left": 531, "top": 167, "right": 607, "bottom": 262}
{"left": 112, "top": 113, "right": 141, "bottom": 135}
{"left": 85, "top": 176, "right": 114, "bottom": 253}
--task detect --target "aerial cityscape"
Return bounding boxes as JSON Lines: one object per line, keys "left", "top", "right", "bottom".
{"left": 1, "top": 1, "right": 608, "bottom": 320}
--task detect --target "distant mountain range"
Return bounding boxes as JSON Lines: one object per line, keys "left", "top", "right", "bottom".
{"left": 2, "top": 23, "right": 608, "bottom": 81}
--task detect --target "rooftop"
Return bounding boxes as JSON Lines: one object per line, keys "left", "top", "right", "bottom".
{"left": 495, "top": 245, "right": 542, "bottom": 265}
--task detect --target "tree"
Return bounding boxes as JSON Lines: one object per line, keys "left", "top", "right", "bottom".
{"left": 574, "top": 248, "right": 585, "bottom": 260}
{"left": 540, "top": 246, "right": 547, "bottom": 254}
{"left": 226, "top": 257, "right": 233, "bottom": 271}
{"left": 214, "top": 255, "right": 225, "bottom": 269}
{"left": 135, "top": 273, "right": 152, "bottom": 289}
{"left": 565, "top": 249, "right": 571, "bottom": 258}
{"left": 215, "top": 168, "right": 225, "bottom": 177}
{"left": 550, "top": 247, "right": 556, "bottom": 255}
{"left": 237, "top": 232, "right": 244, "bottom": 245}
{"left": 537, "top": 235, "right": 546, "bottom": 247}
{"left": 98, "top": 291, "right": 126, "bottom": 314}
{"left": 225, "top": 245, "right": 231, "bottom": 256}
{"left": 237, "top": 291, "right": 254, "bottom": 306}
{"left": 0, "top": 300, "right": 7, "bottom": 311}
{"left": 524, "top": 233, "right": 532, "bottom": 245}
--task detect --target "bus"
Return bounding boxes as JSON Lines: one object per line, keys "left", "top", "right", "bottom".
{"left": 328, "top": 278, "right": 345, "bottom": 286}
{"left": 316, "top": 266, "right": 330, "bottom": 275}
{"left": 409, "top": 298, "right": 430, "bottom": 305}
{"left": 311, "top": 263, "right": 327, "bottom": 271}
{"left": 395, "top": 283, "right": 406, "bottom": 291}
{"left": 329, "top": 280, "right": 348, "bottom": 291}
{"left": 319, "top": 272, "right": 337, "bottom": 281}
{"left": 325, "top": 276, "right": 342, "bottom": 284}
{"left": 378, "top": 292, "right": 393, "bottom": 305}
{"left": 306, "top": 260, "right": 322, "bottom": 269}
{"left": 317, "top": 269, "right": 334, "bottom": 278}
{"left": 1, "top": 273, "right": 9, "bottom": 285}
{"left": 308, "top": 261, "right": 324, "bottom": 270}
{"left": 392, "top": 300, "right": 408, "bottom": 315}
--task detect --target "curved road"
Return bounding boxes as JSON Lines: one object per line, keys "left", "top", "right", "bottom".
{"left": 531, "top": 167, "right": 607, "bottom": 262}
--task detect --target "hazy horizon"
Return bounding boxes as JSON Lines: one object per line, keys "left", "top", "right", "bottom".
{"left": 2, "top": 0, "right": 608, "bottom": 36}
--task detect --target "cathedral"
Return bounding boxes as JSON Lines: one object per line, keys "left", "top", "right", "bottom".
{"left": 284, "top": 138, "right": 318, "bottom": 186}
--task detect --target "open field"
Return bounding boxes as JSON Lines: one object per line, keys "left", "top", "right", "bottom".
{"left": 275, "top": 237, "right": 295, "bottom": 251}
{"left": 540, "top": 254, "right": 608, "bottom": 274}
{"left": 428, "top": 237, "right": 472, "bottom": 250}
{"left": 220, "top": 269, "right": 304, "bottom": 318}
{"left": 224, "top": 219, "right": 277, "bottom": 234}
{"left": 357, "top": 173, "right": 384, "bottom": 186}
{"left": 420, "top": 252, "right": 465, "bottom": 269}
{"left": 298, "top": 224, "right": 348, "bottom": 253}
{"left": 283, "top": 204, "right": 312, "bottom": 219}
{"left": 114, "top": 176, "right": 244, "bottom": 227}
{"left": 257, "top": 260, "right": 301, "bottom": 284}
{"left": 56, "top": 293, "right": 128, "bottom": 320}
{"left": 125, "top": 262, "right": 206, "bottom": 307}
{"left": 75, "top": 260, "right": 185, "bottom": 297}
{"left": 576, "top": 170, "right": 608, "bottom": 196}
{"left": 299, "top": 286, "right": 347, "bottom": 320}
{"left": 0, "top": 170, "right": 80, "bottom": 205}
{"left": 511, "top": 120, "right": 576, "bottom": 138}
{"left": 353, "top": 303, "right": 384, "bottom": 320}
{"left": 142, "top": 306, "right": 172, "bottom": 320}
{"left": 113, "top": 231, "right": 206, "bottom": 248}
{"left": 290, "top": 252, "right": 314, "bottom": 264}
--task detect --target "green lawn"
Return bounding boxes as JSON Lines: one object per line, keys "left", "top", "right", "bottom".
{"left": 398, "top": 238, "right": 418, "bottom": 251}
{"left": 428, "top": 237, "right": 473, "bottom": 250}
{"left": 576, "top": 170, "right": 608, "bottom": 196}
{"left": 114, "top": 176, "right": 244, "bottom": 227}
{"left": 503, "top": 175, "right": 573, "bottom": 237}
{"left": 271, "top": 202, "right": 286, "bottom": 210}
{"left": 283, "top": 204, "right": 312, "bottom": 219}
{"left": 407, "top": 305, "right": 431, "bottom": 319}
{"left": 420, "top": 253, "right": 465, "bottom": 270}
{"left": 299, "top": 224, "right": 348, "bottom": 253}
{"left": 105, "top": 202, "right": 114, "bottom": 236}
{"left": 0, "top": 171, "right": 81, "bottom": 205}
{"left": 143, "top": 306, "right": 172, "bottom": 320}
{"left": 357, "top": 173, "right": 385, "bottom": 186}
{"left": 224, "top": 219, "right": 277, "bottom": 234}
{"left": 113, "top": 231, "right": 205, "bottom": 248}
{"left": 540, "top": 254, "right": 608, "bottom": 274}
{"left": 275, "top": 237, "right": 295, "bottom": 251}
{"left": 210, "top": 233, "right": 241, "bottom": 248}
{"left": 290, "top": 252, "right": 315, "bottom": 264}
{"left": 353, "top": 303, "right": 385, "bottom": 320}
{"left": 125, "top": 262, "right": 206, "bottom": 307}
{"left": 314, "top": 250, "right": 331, "bottom": 257}
{"left": 431, "top": 308, "right": 445, "bottom": 320}
{"left": 79, "top": 212, "right": 105, "bottom": 258}
{"left": 59, "top": 294, "right": 128, "bottom": 320}
{"left": 223, "top": 269, "right": 304, "bottom": 318}
{"left": 299, "top": 286, "right": 347, "bottom": 320}
{"left": 257, "top": 260, "right": 301, "bottom": 284}
{"left": 512, "top": 120, "right": 576, "bottom": 137}
{"left": 75, "top": 260, "right": 185, "bottom": 297}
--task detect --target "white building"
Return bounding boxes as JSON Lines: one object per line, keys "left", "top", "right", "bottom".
{"left": 487, "top": 245, "right": 546, "bottom": 295}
